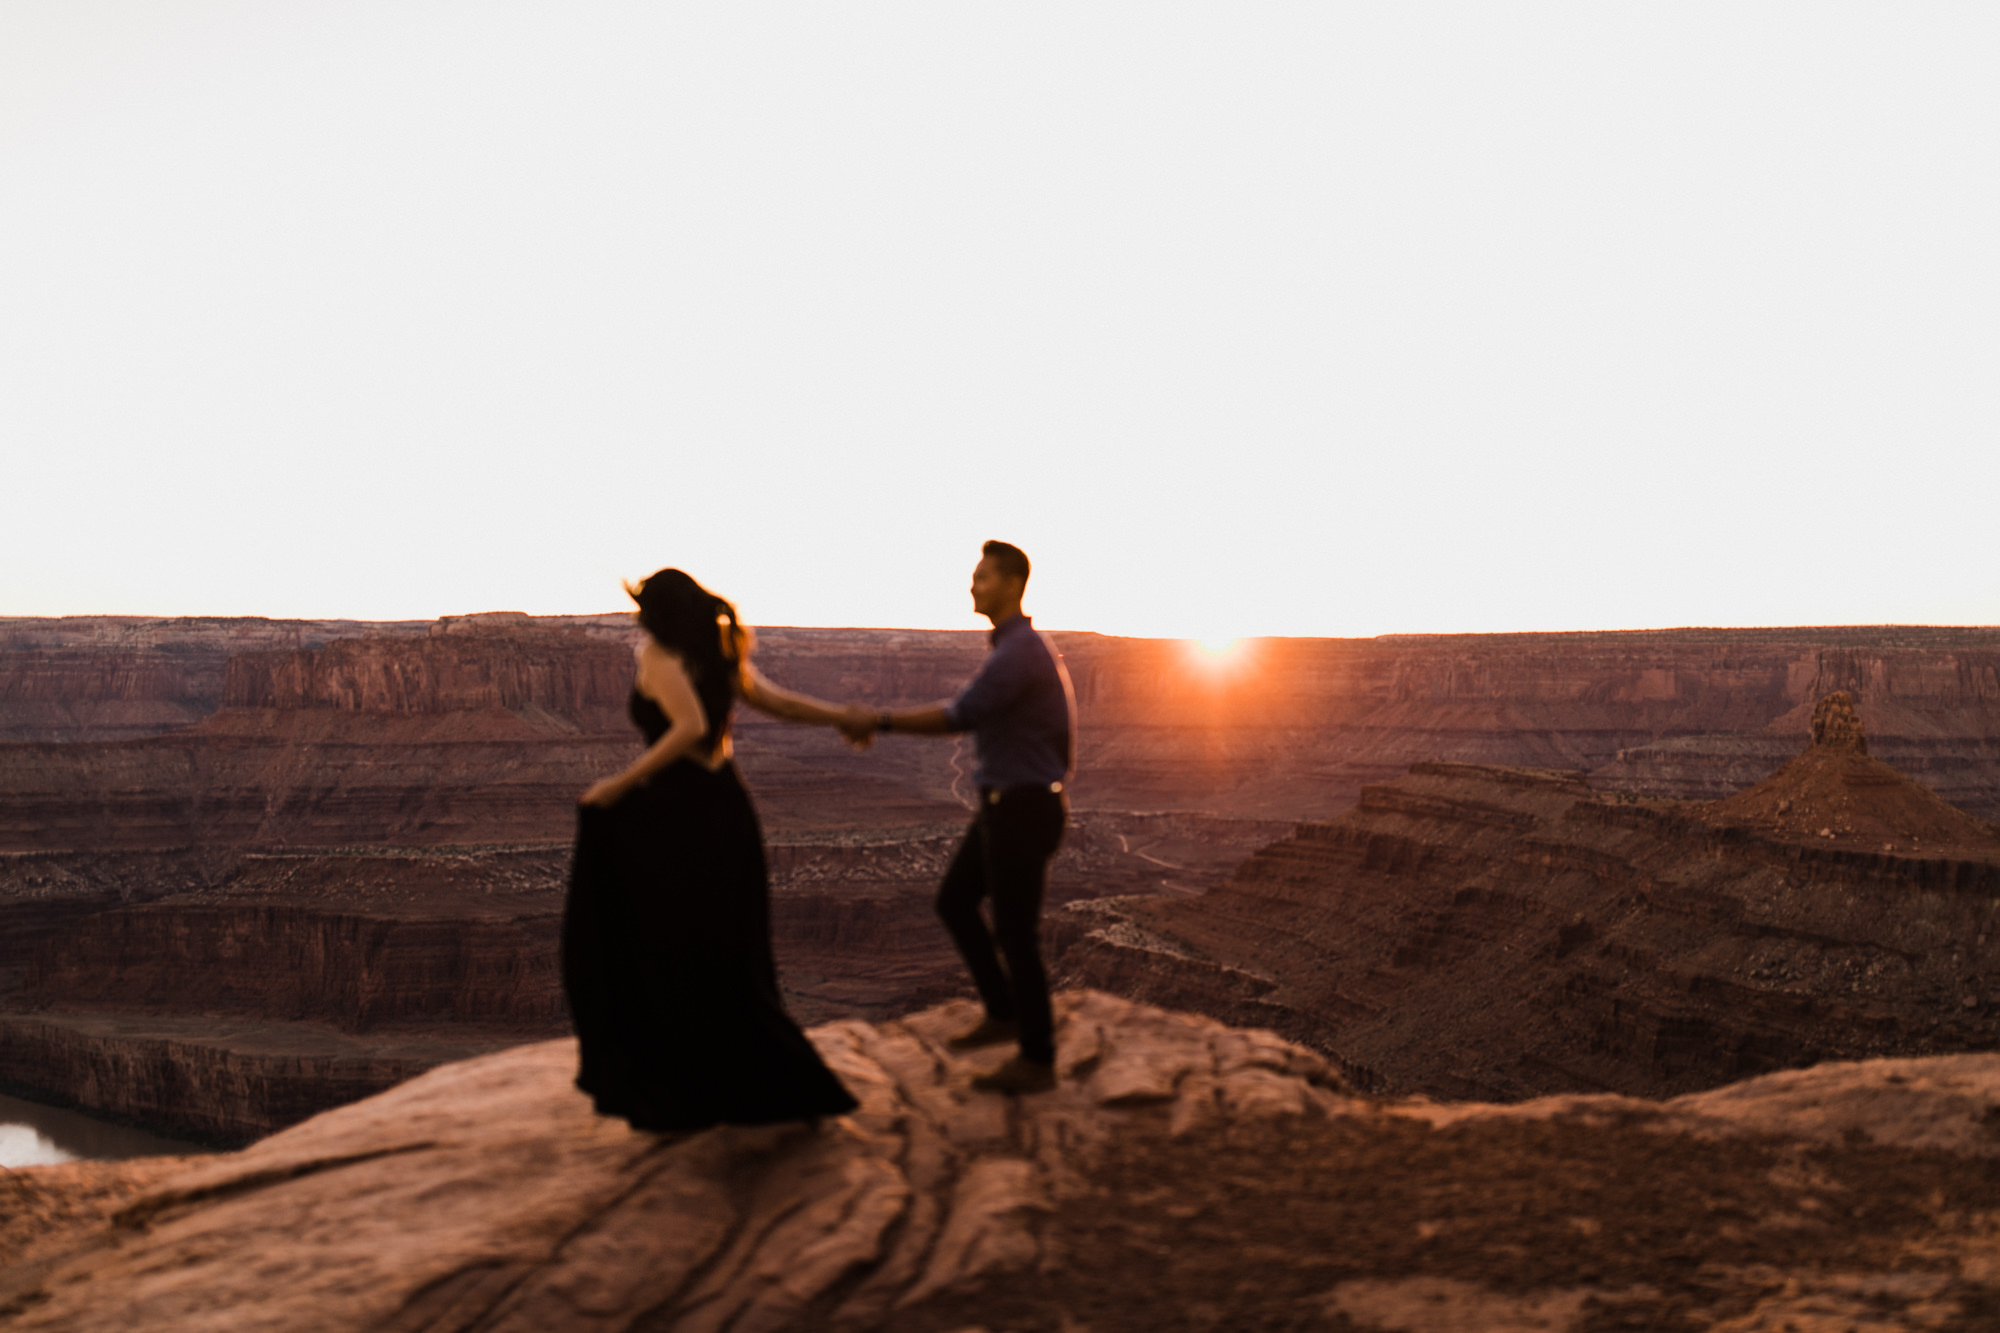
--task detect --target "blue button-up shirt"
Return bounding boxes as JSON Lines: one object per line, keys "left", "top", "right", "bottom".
{"left": 943, "top": 615, "right": 1076, "bottom": 790}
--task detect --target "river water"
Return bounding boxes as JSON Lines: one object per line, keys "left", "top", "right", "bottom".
{"left": 0, "top": 1091, "right": 202, "bottom": 1168}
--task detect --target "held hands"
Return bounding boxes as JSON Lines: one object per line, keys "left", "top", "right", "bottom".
{"left": 837, "top": 704, "right": 879, "bottom": 749}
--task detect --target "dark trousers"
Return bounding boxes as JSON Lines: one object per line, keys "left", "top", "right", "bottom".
{"left": 936, "top": 785, "right": 1067, "bottom": 1065}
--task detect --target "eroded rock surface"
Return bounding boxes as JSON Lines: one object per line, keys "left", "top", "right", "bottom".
{"left": 1056, "top": 755, "right": 2000, "bottom": 1103}
{"left": 1811, "top": 689, "right": 1870, "bottom": 752}
{"left": 0, "top": 993, "right": 1341, "bottom": 1330}
{"left": 6, "top": 992, "right": 2000, "bottom": 1332}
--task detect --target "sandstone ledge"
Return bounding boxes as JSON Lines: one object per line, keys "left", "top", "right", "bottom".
{"left": 3, "top": 992, "right": 2000, "bottom": 1331}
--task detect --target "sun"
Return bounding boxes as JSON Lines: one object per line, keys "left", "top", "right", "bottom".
{"left": 1187, "top": 636, "right": 1244, "bottom": 665}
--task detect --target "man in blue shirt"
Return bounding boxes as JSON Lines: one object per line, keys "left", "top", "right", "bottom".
{"left": 844, "top": 540, "right": 1076, "bottom": 1094}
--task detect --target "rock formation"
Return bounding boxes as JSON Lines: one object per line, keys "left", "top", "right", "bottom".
{"left": 5, "top": 993, "right": 2000, "bottom": 1332}
{"left": 1706, "top": 692, "right": 2000, "bottom": 854}
{"left": 1591, "top": 643, "right": 2000, "bottom": 817}
{"left": 1811, "top": 688, "right": 1869, "bottom": 751}
{"left": 1056, "top": 738, "right": 2000, "bottom": 1102}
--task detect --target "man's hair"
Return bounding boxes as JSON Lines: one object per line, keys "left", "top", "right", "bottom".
{"left": 981, "top": 540, "right": 1031, "bottom": 588}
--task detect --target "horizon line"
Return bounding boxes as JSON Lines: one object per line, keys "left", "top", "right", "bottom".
{"left": 4, "top": 610, "right": 1999, "bottom": 643}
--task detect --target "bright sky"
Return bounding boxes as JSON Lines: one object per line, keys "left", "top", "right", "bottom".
{"left": 3, "top": 5, "right": 1995, "bottom": 640}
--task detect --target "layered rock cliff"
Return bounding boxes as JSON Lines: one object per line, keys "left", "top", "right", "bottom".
{"left": 12, "top": 814, "right": 1269, "bottom": 1013}
{"left": 0, "top": 624, "right": 972, "bottom": 855}
{"left": 751, "top": 624, "right": 2000, "bottom": 820}
{"left": 0, "top": 652, "right": 224, "bottom": 746}
{"left": 1055, "top": 730, "right": 2000, "bottom": 1102}
{"left": 0, "top": 617, "right": 426, "bottom": 744}
{"left": 23, "top": 903, "right": 567, "bottom": 1034}
{"left": 10, "top": 616, "right": 2000, "bottom": 822}
{"left": 1592, "top": 641, "right": 2000, "bottom": 816}
{"left": 0, "top": 801, "right": 1282, "bottom": 1136}
{"left": 0, "top": 1011, "right": 515, "bottom": 1145}
{"left": 0, "top": 851, "right": 209, "bottom": 971}
{"left": 0, "top": 625, "right": 646, "bottom": 854}
{"left": 220, "top": 626, "right": 636, "bottom": 731}
{"left": 6, "top": 993, "right": 2000, "bottom": 1332}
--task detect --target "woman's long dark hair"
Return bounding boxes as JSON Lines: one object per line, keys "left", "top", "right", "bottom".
{"left": 626, "top": 569, "right": 746, "bottom": 743}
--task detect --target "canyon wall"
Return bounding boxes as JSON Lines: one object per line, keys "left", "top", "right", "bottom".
{"left": 0, "top": 623, "right": 973, "bottom": 856}
{"left": 0, "top": 849, "right": 221, "bottom": 1030}
{"left": 24, "top": 906, "right": 567, "bottom": 1034}
{"left": 1058, "top": 629, "right": 2000, "bottom": 819}
{"left": 1055, "top": 758, "right": 2000, "bottom": 1101}
{"left": 1594, "top": 642, "right": 2000, "bottom": 814}
{"left": 0, "top": 651, "right": 225, "bottom": 745}
{"left": 0, "top": 1012, "right": 514, "bottom": 1143}
{"left": 8, "top": 616, "right": 2000, "bottom": 823}
{"left": 220, "top": 626, "right": 636, "bottom": 730}
{"left": 0, "top": 617, "right": 427, "bottom": 744}
{"left": 7, "top": 810, "right": 1281, "bottom": 1039}
{"left": 751, "top": 624, "right": 2000, "bottom": 820}
{"left": 4, "top": 614, "right": 2000, "bottom": 1137}
{"left": 0, "top": 728, "right": 639, "bottom": 853}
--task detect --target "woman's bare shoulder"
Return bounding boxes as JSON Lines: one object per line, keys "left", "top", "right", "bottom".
{"left": 635, "top": 641, "right": 692, "bottom": 688}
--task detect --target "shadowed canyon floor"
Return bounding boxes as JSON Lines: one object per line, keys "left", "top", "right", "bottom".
{"left": 0, "top": 808, "right": 1284, "bottom": 1142}
{"left": 6, "top": 993, "right": 2000, "bottom": 1332}
{"left": 1058, "top": 704, "right": 2000, "bottom": 1103}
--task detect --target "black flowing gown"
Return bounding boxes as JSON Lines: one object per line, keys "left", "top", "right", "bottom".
{"left": 561, "top": 689, "right": 858, "bottom": 1131}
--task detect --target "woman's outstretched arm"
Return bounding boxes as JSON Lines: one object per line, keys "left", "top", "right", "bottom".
{"left": 579, "top": 646, "right": 709, "bottom": 806}
{"left": 739, "top": 664, "right": 874, "bottom": 746}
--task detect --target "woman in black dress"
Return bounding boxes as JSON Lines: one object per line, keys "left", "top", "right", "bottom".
{"left": 563, "top": 568, "right": 861, "bottom": 1131}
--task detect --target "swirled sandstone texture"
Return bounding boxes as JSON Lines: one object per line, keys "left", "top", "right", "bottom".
{"left": 7, "top": 992, "right": 2000, "bottom": 1332}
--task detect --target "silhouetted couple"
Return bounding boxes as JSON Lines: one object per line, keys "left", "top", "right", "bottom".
{"left": 561, "top": 541, "right": 1077, "bottom": 1132}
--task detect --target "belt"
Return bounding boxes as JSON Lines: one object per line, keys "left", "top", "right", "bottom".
{"left": 980, "top": 781, "right": 1064, "bottom": 806}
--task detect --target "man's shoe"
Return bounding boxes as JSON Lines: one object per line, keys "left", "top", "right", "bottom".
{"left": 946, "top": 1017, "right": 1019, "bottom": 1051}
{"left": 970, "top": 1056, "right": 1057, "bottom": 1096}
